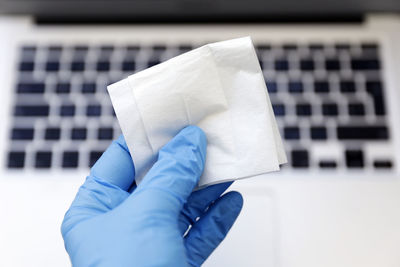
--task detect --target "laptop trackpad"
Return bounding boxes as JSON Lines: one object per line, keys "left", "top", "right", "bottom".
{"left": 204, "top": 186, "right": 277, "bottom": 267}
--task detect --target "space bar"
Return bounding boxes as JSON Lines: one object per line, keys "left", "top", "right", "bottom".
{"left": 337, "top": 126, "right": 389, "bottom": 140}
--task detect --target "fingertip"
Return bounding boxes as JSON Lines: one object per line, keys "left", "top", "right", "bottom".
{"left": 183, "top": 125, "right": 207, "bottom": 143}
{"left": 137, "top": 126, "right": 208, "bottom": 205}
{"left": 180, "top": 125, "right": 207, "bottom": 155}
{"left": 90, "top": 135, "right": 135, "bottom": 191}
{"left": 218, "top": 191, "right": 244, "bottom": 215}
{"left": 228, "top": 191, "right": 244, "bottom": 212}
{"left": 184, "top": 125, "right": 207, "bottom": 168}
{"left": 160, "top": 125, "right": 208, "bottom": 175}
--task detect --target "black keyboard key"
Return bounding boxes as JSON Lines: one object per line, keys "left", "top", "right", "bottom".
{"left": 322, "top": 103, "right": 338, "bottom": 116}
{"left": 309, "top": 44, "right": 324, "bottom": 51}
{"left": 60, "top": 105, "right": 75, "bottom": 116}
{"left": 345, "top": 150, "right": 364, "bottom": 168}
{"left": 266, "top": 81, "right": 277, "bottom": 93}
{"left": 14, "top": 105, "right": 49, "bottom": 117}
{"left": 71, "top": 61, "right": 85, "bottom": 71}
{"left": 82, "top": 83, "right": 96, "bottom": 94}
{"left": 310, "top": 126, "right": 327, "bottom": 140}
{"left": 71, "top": 128, "right": 87, "bottom": 140}
{"left": 153, "top": 45, "right": 166, "bottom": 52}
{"left": 275, "top": 59, "right": 289, "bottom": 71}
{"left": 372, "top": 95, "right": 385, "bottom": 115}
{"left": 74, "top": 45, "right": 89, "bottom": 52}
{"left": 284, "top": 127, "right": 300, "bottom": 140}
{"left": 291, "top": 150, "right": 309, "bottom": 168}
{"left": 178, "top": 45, "right": 192, "bottom": 53}
{"left": 86, "top": 105, "right": 101, "bottom": 117}
{"left": 62, "top": 151, "right": 79, "bottom": 168}
{"left": 17, "top": 82, "right": 45, "bottom": 94}
{"left": 337, "top": 126, "right": 388, "bottom": 140}
{"left": 96, "top": 61, "right": 110, "bottom": 71}
{"left": 147, "top": 59, "right": 161, "bottom": 68}
{"left": 351, "top": 58, "right": 380, "bottom": 70}
{"left": 8, "top": 151, "right": 25, "bottom": 168}
{"left": 98, "top": 127, "right": 114, "bottom": 140}
{"left": 335, "top": 43, "right": 350, "bottom": 50}
{"left": 348, "top": 103, "right": 365, "bottom": 116}
{"left": 366, "top": 81, "right": 382, "bottom": 95}
{"left": 366, "top": 81, "right": 385, "bottom": 115}
{"left": 256, "top": 44, "right": 271, "bottom": 51}
{"left": 361, "top": 43, "right": 378, "bottom": 50}
{"left": 288, "top": 82, "right": 303, "bottom": 93}
{"left": 314, "top": 81, "right": 329, "bottom": 93}
{"left": 319, "top": 160, "right": 337, "bottom": 168}
{"left": 47, "top": 46, "right": 61, "bottom": 52}
{"left": 22, "top": 45, "right": 36, "bottom": 52}
{"left": 55, "top": 83, "right": 70, "bottom": 94}
{"left": 19, "top": 62, "right": 34, "bottom": 71}
{"left": 48, "top": 45, "right": 62, "bottom": 52}
{"left": 12, "top": 128, "right": 34, "bottom": 140}
{"left": 361, "top": 43, "right": 379, "bottom": 57}
{"left": 89, "top": 151, "right": 103, "bottom": 167}
{"left": 340, "top": 81, "right": 356, "bottom": 93}
{"left": 122, "top": 60, "right": 136, "bottom": 71}
{"left": 272, "top": 104, "right": 285, "bottom": 116}
{"left": 35, "top": 151, "right": 52, "bottom": 168}
{"left": 300, "top": 60, "right": 314, "bottom": 71}
{"left": 45, "top": 128, "right": 60, "bottom": 140}
{"left": 46, "top": 61, "right": 60, "bottom": 72}
{"left": 282, "top": 44, "right": 297, "bottom": 50}
{"left": 296, "top": 104, "right": 312, "bottom": 116}
{"left": 126, "top": 45, "right": 140, "bottom": 52}
{"left": 100, "top": 45, "right": 114, "bottom": 52}
{"left": 325, "top": 59, "right": 340, "bottom": 70}
{"left": 373, "top": 160, "right": 392, "bottom": 169}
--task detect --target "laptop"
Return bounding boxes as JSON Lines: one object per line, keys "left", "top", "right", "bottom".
{"left": 1, "top": 1, "right": 400, "bottom": 266}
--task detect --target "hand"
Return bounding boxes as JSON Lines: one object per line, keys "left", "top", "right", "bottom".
{"left": 61, "top": 126, "right": 243, "bottom": 267}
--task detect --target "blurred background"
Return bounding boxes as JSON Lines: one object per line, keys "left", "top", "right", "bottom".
{"left": 0, "top": 0, "right": 400, "bottom": 266}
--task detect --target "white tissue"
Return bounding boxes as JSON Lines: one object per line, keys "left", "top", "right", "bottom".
{"left": 108, "top": 37, "right": 286, "bottom": 187}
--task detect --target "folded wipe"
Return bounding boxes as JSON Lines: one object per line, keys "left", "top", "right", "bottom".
{"left": 108, "top": 37, "right": 286, "bottom": 187}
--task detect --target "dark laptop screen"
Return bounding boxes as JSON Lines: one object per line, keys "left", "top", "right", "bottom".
{"left": 0, "top": 0, "right": 399, "bottom": 22}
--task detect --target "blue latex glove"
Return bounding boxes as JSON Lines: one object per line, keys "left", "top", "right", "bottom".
{"left": 61, "top": 126, "right": 243, "bottom": 267}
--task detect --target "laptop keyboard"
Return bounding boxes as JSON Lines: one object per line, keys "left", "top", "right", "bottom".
{"left": 6, "top": 41, "right": 394, "bottom": 171}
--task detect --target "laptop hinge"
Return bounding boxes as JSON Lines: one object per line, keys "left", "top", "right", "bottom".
{"left": 34, "top": 14, "right": 364, "bottom": 25}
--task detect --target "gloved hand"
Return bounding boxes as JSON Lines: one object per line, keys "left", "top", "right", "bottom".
{"left": 61, "top": 125, "right": 243, "bottom": 267}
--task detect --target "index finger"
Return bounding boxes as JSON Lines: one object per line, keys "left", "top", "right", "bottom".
{"left": 90, "top": 134, "right": 135, "bottom": 191}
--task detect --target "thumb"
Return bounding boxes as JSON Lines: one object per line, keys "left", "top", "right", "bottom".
{"left": 185, "top": 191, "right": 243, "bottom": 266}
{"left": 128, "top": 125, "right": 207, "bottom": 216}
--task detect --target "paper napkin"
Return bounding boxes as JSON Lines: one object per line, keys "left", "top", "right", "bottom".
{"left": 108, "top": 37, "right": 286, "bottom": 187}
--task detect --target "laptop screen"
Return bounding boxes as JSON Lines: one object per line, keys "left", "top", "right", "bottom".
{"left": 1, "top": 0, "right": 399, "bottom": 22}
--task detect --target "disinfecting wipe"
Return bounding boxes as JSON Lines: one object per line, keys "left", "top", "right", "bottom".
{"left": 108, "top": 37, "right": 286, "bottom": 187}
